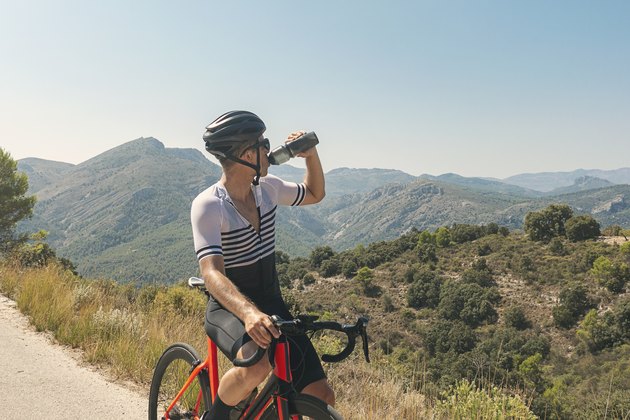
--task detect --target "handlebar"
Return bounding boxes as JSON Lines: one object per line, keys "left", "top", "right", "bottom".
{"left": 187, "top": 278, "right": 370, "bottom": 368}
{"left": 232, "top": 315, "right": 370, "bottom": 367}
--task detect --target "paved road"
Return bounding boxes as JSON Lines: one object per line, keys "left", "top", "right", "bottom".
{"left": 0, "top": 294, "right": 148, "bottom": 419}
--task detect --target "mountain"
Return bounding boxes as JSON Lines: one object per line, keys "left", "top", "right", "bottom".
{"left": 324, "top": 167, "right": 417, "bottom": 196}
{"left": 503, "top": 168, "right": 630, "bottom": 192}
{"left": 17, "top": 158, "right": 75, "bottom": 192}
{"left": 19, "top": 138, "right": 222, "bottom": 283}
{"left": 545, "top": 176, "right": 614, "bottom": 196}
{"left": 16, "top": 138, "right": 630, "bottom": 283}
{"left": 422, "top": 173, "right": 542, "bottom": 198}
{"left": 270, "top": 166, "right": 417, "bottom": 196}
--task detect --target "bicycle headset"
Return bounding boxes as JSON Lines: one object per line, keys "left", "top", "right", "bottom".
{"left": 203, "top": 110, "right": 267, "bottom": 186}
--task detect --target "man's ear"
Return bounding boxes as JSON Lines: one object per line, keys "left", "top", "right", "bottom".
{"left": 242, "top": 149, "right": 253, "bottom": 161}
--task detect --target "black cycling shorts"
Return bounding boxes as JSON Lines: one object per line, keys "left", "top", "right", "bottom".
{"left": 204, "top": 295, "right": 326, "bottom": 392}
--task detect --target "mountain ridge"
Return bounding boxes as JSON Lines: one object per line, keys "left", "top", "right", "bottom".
{"left": 16, "top": 137, "right": 630, "bottom": 282}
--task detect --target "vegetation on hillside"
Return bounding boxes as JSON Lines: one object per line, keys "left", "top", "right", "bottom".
{"left": 3, "top": 153, "right": 629, "bottom": 418}
{"left": 276, "top": 207, "right": 630, "bottom": 419}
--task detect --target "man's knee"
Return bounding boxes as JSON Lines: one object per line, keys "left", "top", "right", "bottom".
{"left": 302, "top": 379, "right": 335, "bottom": 407}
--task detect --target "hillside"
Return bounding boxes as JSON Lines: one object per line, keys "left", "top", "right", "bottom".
{"left": 17, "top": 158, "right": 75, "bottom": 192}
{"left": 3, "top": 226, "right": 627, "bottom": 418}
{"left": 16, "top": 138, "right": 630, "bottom": 282}
{"left": 19, "top": 138, "right": 222, "bottom": 283}
{"left": 279, "top": 228, "right": 630, "bottom": 419}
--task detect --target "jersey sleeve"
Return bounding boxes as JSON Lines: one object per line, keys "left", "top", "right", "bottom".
{"left": 263, "top": 174, "right": 306, "bottom": 206}
{"left": 191, "top": 194, "right": 224, "bottom": 261}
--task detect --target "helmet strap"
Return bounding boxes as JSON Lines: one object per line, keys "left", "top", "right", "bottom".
{"left": 224, "top": 147, "right": 262, "bottom": 186}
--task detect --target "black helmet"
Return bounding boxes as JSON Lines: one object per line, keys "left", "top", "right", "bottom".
{"left": 203, "top": 110, "right": 266, "bottom": 158}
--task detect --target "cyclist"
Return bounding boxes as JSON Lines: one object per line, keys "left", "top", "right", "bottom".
{"left": 191, "top": 111, "right": 332, "bottom": 419}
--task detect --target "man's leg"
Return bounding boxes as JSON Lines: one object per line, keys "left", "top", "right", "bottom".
{"left": 301, "top": 378, "right": 335, "bottom": 406}
{"left": 216, "top": 341, "right": 271, "bottom": 405}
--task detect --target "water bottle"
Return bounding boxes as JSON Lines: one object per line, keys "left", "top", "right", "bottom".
{"left": 267, "top": 132, "right": 319, "bottom": 165}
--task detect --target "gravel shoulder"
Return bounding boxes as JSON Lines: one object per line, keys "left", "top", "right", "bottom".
{"left": 0, "top": 294, "right": 148, "bottom": 419}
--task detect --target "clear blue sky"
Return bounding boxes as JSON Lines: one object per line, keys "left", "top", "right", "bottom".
{"left": 1, "top": 1, "right": 629, "bottom": 178}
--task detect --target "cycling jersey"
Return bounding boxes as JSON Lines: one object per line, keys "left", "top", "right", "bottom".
{"left": 191, "top": 174, "right": 306, "bottom": 300}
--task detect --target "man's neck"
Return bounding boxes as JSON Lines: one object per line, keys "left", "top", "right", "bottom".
{"left": 220, "top": 172, "right": 255, "bottom": 202}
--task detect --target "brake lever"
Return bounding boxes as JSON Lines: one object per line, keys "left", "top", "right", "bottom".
{"left": 357, "top": 316, "right": 370, "bottom": 363}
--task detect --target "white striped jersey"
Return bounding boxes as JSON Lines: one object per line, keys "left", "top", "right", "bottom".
{"left": 191, "top": 175, "right": 305, "bottom": 298}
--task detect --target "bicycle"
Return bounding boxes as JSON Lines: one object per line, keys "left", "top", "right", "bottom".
{"left": 148, "top": 276, "right": 370, "bottom": 420}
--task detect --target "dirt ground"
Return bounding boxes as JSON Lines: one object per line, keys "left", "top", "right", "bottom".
{"left": 599, "top": 235, "right": 629, "bottom": 245}
{"left": 0, "top": 294, "right": 148, "bottom": 419}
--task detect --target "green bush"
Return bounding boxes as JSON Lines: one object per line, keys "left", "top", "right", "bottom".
{"left": 424, "top": 319, "right": 477, "bottom": 355}
{"left": 435, "top": 227, "right": 451, "bottom": 247}
{"left": 524, "top": 204, "right": 573, "bottom": 242}
{"left": 549, "top": 237, "right": 566, "bottom": 256}
{"left": 591, "top": 256, "right": 629, "bottom": 293}
{"left": 503, "top": 306, "right": 531, "bottom": 330}
{"left": 435, "top": 380, "right": 536, "bottom": 419}
{"left": 416, "top": 243, "right": 437, "bottom": 264}
{"left": 309, "top": 246, "right": 335, "bottom": 269}
{"left": 461, "top": 260, "right": 495, "bottom": 288}
{"left": 302, "top": 272, "right": 316, "bottom": 285}
{"left": 553, "top": 283, "right": 592, "bottom": 329}
{"left": 450, "top": 224, "right": 486, "bottom": 244}
{"left": 354, "top": 266, "right": 380, "bottom": 296}
{"left": 341, "top": 259, "right": 357, "bottom": 278}
{"left": 565, "top": 215, "right": 601, "bottom": 242}
{"left": 319, "top": 258, "right": 341, "bottom": 277}
{"left": 407, "top": 270, "right": 441, "bottom": 309}
{"left": 438, "top": 281, "right": 500, "bottom": 327}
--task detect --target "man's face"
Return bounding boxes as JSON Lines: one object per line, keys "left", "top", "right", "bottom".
{"left": 241, "top": 135, "right": 271, "bottom": 176}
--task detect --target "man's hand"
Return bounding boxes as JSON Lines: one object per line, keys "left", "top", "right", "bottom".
{"left": 286, "top": 131, "right": 317, "bottom": 158}
{"left": 243, "top": 309, "right": 280, "bottom": 349}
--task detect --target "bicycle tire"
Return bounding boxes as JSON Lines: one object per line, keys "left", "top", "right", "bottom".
{"left": 148, "top": 343, "right": 211, "bottom": 420}
{"left": 259, "top": 394, "right": 343, "bottom": 420}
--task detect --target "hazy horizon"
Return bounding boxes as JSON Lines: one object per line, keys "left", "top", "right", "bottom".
{"left": 13, "top": 135, "right": 630, "bottom": 181}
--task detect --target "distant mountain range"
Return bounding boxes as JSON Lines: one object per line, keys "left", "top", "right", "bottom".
{"left": 17, "top": 137, "right": 630, "bottom": 283}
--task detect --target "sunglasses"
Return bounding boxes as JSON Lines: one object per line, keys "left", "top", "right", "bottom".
{"left": 243, "top": 138, "right": 271, "bottom": 153}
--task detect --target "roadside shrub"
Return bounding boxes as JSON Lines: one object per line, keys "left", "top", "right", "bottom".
{"left": 153, "top": 285, "right": 205, "bottom": 318}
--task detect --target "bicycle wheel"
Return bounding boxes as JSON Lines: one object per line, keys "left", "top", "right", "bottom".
{"left": 259, "top": 394, "right": 343, "bottom": 420}
{"left": 148, "top": 343, "right": 211, "bottom": 420}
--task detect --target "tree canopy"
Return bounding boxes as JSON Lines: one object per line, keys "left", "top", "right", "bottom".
{"left": 0, "top": 148, "right": 36, "bottom": 253}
